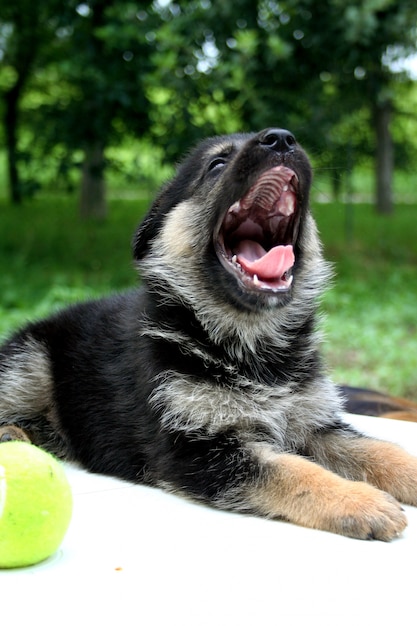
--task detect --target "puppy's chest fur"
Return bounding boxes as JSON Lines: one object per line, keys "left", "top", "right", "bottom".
{"left": 141, "top": 317, "right": 341, "bottom": 449}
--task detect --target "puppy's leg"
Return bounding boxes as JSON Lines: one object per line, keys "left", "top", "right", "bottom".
{"left": 158, "top": 433, "right": 407, "bottom": 540}
{"left": 303, "top": 427, "right": 417, "bottom": 507}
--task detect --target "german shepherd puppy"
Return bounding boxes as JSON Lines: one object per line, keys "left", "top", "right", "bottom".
{"left": 1, "top": 128, "right": 417, "bottom": 541}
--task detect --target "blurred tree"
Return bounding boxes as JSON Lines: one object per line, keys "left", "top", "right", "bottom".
{"left": 0, "top": 0, "right": 155, "bottom": 216}
{"left": 39, "top": 0, "right": 155, "bottom": 218}
{"left": 0, "top": 0, "right": 61, "bottom": 203}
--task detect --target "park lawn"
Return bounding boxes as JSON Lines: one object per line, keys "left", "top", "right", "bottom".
{"left": 0, "top": 193, "right": 145, "bottom": 333}
{"left": 1, "top": 193, "right": 416, "bottom": 401}
{"left": 314, "top": 201, "right": 417, "bottom": 400}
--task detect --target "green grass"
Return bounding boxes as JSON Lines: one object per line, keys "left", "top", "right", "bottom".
{"left": 0, "top": 193, "right": 149, "bottom": 334}
{"left": 313, "top": 201, "right": 417, "bottom": 400}
{"left": 1, "top": 191, "right": 416, "bottom": 401}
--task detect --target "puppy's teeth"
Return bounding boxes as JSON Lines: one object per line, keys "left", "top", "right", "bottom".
{"left": 253, "top": 274, "right": 260, "bottom": 286}
{"left": 230, "top": 254, "right": 244, "bottom": 273}
{"left": 228, "top": 201, "right": 241, "bottom": 214}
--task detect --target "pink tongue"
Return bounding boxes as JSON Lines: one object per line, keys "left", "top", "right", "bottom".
{"left": 236, "top": 240, "right": 294, "bottom": 280}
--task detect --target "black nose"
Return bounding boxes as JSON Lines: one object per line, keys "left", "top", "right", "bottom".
{"left": 259, "top": 128, "right": 296, "bottom": 152}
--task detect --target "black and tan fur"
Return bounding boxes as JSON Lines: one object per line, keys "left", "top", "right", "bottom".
{"left": 1, "top": 128, "right": 417, "bottom": 541}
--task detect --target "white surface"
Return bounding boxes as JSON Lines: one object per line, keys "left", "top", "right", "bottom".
{"left": 2, "top": 414, "right": 417, "bottom": 626}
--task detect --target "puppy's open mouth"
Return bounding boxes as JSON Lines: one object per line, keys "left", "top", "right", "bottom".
{"left": 215, "top": 166, "right": 300, "bottom": 293}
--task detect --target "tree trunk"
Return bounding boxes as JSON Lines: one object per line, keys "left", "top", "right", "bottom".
{"left": 374, "top": 99, "right": 393, "bottom": 215}
{"left": 79, "top": 143, "right": 107, "bottom": 219}
{"left": 4, "top": 85, "right": 22, "bottom": 204}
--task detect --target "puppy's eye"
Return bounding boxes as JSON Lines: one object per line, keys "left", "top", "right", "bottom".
{"left": 208, "top": 157, "right": 227, "bottom": 172}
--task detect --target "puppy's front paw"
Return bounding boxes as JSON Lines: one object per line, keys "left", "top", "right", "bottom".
{"left": 326, "top": 482, "right": 407, "bottom": 541}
